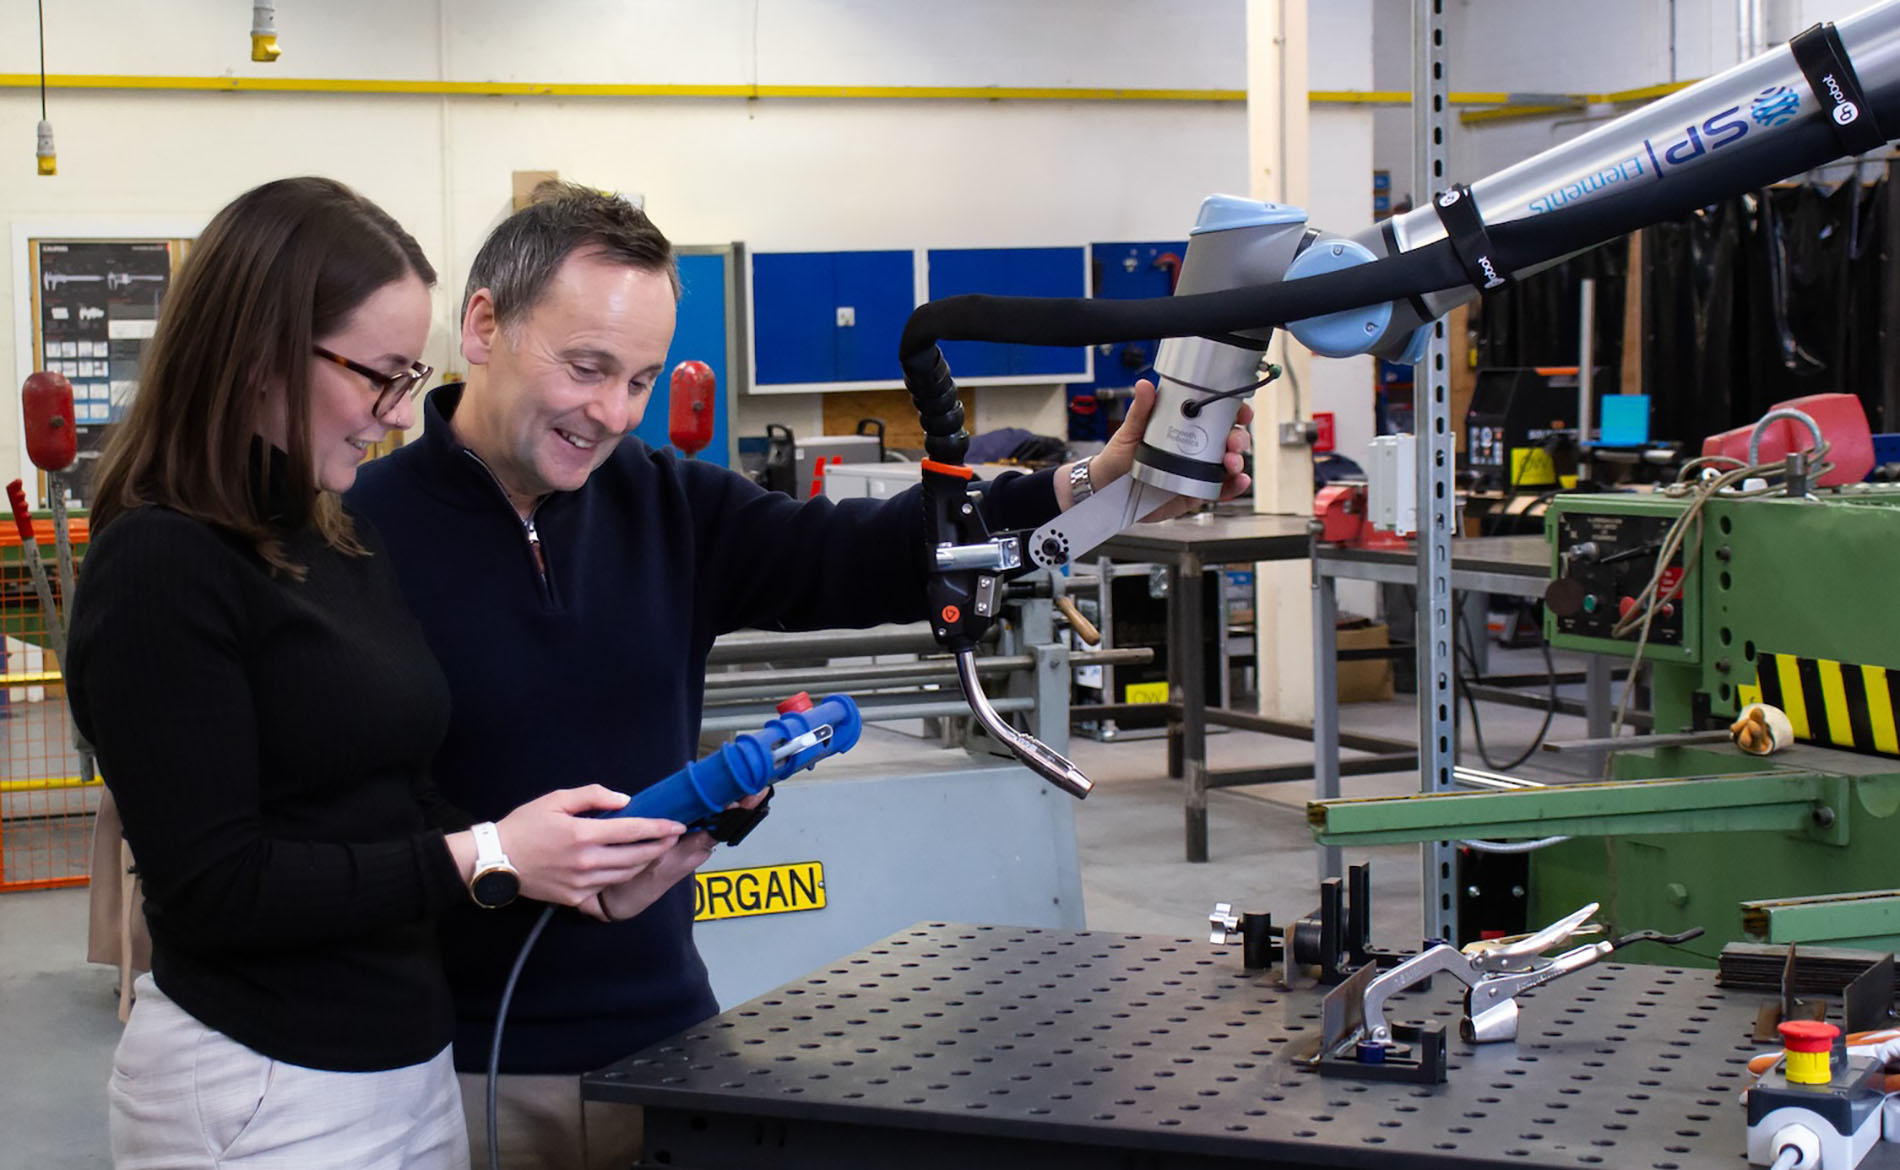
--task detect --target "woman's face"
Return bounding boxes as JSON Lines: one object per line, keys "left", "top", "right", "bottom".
{"left": 260, "top": 273, "right": 433, "bottom": 495}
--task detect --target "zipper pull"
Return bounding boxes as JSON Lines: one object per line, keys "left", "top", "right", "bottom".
{"left": 525, "top": 519, "right": 548, "bottom": 577}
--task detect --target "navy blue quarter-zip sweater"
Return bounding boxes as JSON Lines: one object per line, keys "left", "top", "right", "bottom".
{"left": 347, "top": 385, "right": 1061, "bottom": 1074}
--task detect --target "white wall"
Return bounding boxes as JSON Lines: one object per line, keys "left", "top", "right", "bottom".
{"left": 0, "top": 0, "right": 1250, "bottom": 485}
{"left": 1370, "top": 0, "right": 1878, "bottom": 202}
{"left": 1304, "top": 2, "right": 1378, "bottom": 476}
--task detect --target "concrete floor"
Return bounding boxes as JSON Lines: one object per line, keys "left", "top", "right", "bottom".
{"left": 0, "top": 645, "right": 1597, "bottom": 1170}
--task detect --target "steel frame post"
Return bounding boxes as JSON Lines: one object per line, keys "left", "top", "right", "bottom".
{"left": 1414, "top": 0, "right": 1458, "bottom": 943}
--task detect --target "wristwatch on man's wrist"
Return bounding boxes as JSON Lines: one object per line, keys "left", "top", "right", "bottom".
{"left": 468, "top": 821, "right": 520, "bottom": 909}
{"left": 1068, "top": 458, "right": 1096, "bottom": 505}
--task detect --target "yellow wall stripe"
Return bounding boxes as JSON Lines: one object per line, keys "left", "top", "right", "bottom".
{"left": 1776, "top": 654, "right": 1812, "bottom": 740}
{"left": 1817, "top": 658, "right": 1856, "bottom": 748}
{"left": 0, "top": 73, "right": 1241, "bottom": 102}
{"left": 0, "top": 73, "right": 1702, "bottom": 108}
{"left": 1865, "top": 665, "right": 1899, "bottom": 754}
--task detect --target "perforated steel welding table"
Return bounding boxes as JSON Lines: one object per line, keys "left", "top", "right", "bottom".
{"left": 585, "top": 923, "right": 1899, "bottom": 1169}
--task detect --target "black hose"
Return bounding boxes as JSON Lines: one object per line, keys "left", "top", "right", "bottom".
{"left": 1453, "top": 608, "right": 1557, "bottom": 772}
{"left": 487, "top": 905, "right": 556, "bottom": 1170}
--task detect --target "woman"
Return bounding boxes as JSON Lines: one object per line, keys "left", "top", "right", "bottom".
{"left": 66, "top": 177, "right": 684, "bottom": 1170}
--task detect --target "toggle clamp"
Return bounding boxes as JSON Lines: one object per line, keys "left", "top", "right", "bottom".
{"left": 1316, "top": 902, "right": 1703, "bottom": 1083}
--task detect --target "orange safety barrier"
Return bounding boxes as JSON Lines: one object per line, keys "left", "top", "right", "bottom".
{"left": 1, "top": 534, "right": 93, "bottom": 892}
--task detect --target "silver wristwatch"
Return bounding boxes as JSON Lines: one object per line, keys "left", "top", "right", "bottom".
{"left": 1068, "top": 458, "right": 1096, "bottom": 505}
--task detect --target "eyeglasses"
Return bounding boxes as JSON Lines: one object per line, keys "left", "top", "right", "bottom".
{"left": 312, "top": 345, "right": 434, "bottom": 418}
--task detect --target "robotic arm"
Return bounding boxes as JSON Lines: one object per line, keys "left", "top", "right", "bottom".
{"left": 906, "top": 5, "right": 1900, "bottom": 796}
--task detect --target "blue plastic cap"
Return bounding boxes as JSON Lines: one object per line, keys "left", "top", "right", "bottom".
{"left": 1191, "top": 194, "right": 1307, "bottom": 236}
{"left": 1393, "top": 323, "right": 1432, "bottom": 366}
{"left": 1284, "top": 236, "right": 1392, "bottom": 358}
{"left": 1356, "top": 1041, "right": 1388, "bottom": 1064}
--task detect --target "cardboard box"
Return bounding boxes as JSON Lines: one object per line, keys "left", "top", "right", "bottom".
{"left": 512, "top": 170, "right": 560, "bottom": 211}
{"left": 1336, "top": 617, "right": 1394, "bottom": 703}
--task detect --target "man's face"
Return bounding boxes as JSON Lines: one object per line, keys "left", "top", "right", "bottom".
{"left": 460, "top": 249, "right": 677, "bottom": 507}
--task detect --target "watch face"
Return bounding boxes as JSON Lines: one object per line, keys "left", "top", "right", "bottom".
{"left": 471, "top": 867, "right": 520, "bottom": 909}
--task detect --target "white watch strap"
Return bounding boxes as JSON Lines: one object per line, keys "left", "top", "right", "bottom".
{"left": 471, "top": 821, "right": 511, "bottom": 868}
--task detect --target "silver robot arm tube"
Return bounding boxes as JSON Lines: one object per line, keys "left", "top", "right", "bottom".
{"left": 1336, "top": 2, "right": 1900, "bottom": 360}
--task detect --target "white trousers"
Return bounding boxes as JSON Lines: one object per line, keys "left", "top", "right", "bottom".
{"left": 108, "top": 974, "right": 468, "bottom": 1170}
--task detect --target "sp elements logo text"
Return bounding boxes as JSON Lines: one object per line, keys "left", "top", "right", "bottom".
{"left": 1530, "top": 97, "right": 1767, "bottom": 216}
{"left": 1750, "top": 85, "right": 1801, "bottom": 128}
{"left": 1476, "top": 255, "right": 1505, "bottom": 290}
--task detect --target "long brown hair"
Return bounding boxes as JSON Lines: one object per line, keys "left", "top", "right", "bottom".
{"left": 90, "top": 177, "right": 435, "bottom": 576}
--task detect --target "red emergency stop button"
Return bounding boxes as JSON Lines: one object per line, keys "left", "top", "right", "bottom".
{"left": 1778, "top": 1020, "right": 1839, "bottom": 1052}
{"left": 1617, "top": 596, "right": 1639, "bottom": 621}
{"left": 776, "top": 692, "right": 814, "bottom": 715}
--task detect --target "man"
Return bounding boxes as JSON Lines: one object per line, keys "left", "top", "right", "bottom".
{"left": 348, "top": 182, "right": 1251, "bottom": 1169}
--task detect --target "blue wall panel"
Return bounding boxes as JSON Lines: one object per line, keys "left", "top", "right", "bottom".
{"left": 1005, "top": 248, "right": 1088, "bottom": 377}
{"left": 633, "top": 250, "right": 733, "bottom": 466}
{"left": 752, "top": 252, "right": 838, "bottom": 385}
{"left": 926, "top": 249, "right": 1013, "bottom": 378}
{"left": 832, "top": 251, "right": 914, "bottom": 383}
{"left": 927, "top": 247, "right": 1087, "bottom": 379}
{"left": 1068, "top": 241, "right": 1188, "bottom": 441}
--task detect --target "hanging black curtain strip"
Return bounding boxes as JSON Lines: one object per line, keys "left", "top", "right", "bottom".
{"left": 1640, "top": 167, "right": 1895, "bottom": 444}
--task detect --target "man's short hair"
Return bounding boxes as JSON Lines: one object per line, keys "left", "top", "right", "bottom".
{"left": 463, "top": 180, "right": 680, "bottom": 330}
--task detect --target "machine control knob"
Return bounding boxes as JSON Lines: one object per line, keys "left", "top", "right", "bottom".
{"left": 1544, "top": 577, "right": 1586, "bottom": 618}
{"left": 1571, "top": 541, "right": 1602, "bottom": 562}
{"left": 1617, "top": 596, "right": 1639, "bottom": 621}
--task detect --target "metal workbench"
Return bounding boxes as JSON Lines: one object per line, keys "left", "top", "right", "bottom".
{"left": 586, "top": 923, "right": 1894, "bottom": 1169}
{"left": 1088, "top": 510, "right": 1414, "bottom": 864}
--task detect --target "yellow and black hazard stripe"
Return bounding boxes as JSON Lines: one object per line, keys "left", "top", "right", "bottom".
{"left": 1737, "top": 652, "right": 1900, "bottom": 756}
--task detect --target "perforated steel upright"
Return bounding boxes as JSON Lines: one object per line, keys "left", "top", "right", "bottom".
{"left": 1413, "top": 0, "right": 1459, "bottom": 943}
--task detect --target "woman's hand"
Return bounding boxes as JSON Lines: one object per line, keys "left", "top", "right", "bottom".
{"left": 449, "top": 785, "right": 686, "bottom": 909}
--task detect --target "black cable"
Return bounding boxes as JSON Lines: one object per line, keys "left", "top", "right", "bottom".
{"left": 37, "top": 0, "right": 47, "bottom": 118}
{"left": 1162, "top": 366, "right": 1279, "bottom": 416}
{"left": 1453, "top": 607, "right": 1557, "bottom": 772}
{"left": 488, "top": 905, "right": 556, "bottom": 1170}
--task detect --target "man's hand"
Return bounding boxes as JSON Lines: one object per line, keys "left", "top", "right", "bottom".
{"left": 582, "top": 790, "right": 768, "bottom": 922}
{"left": 1058, "top": 379, "right": 1253, "bottom": 521}
{"left": 584, "top": 830, "right": 716, "bottom": 922}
